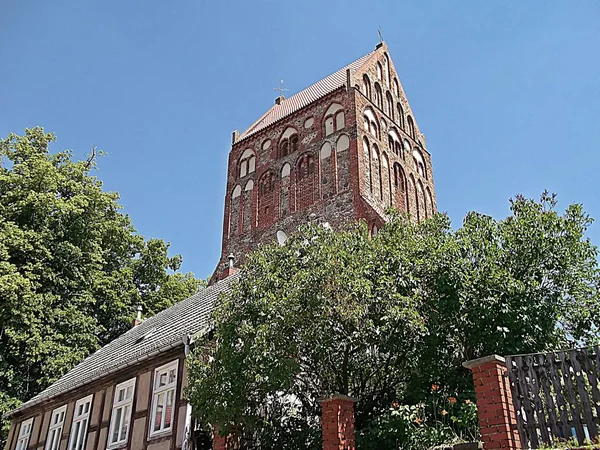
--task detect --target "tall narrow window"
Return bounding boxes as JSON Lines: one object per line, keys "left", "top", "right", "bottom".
{"left": 407, "top": 115, "right": 415, "bottom": 139}
{"left": 374, "top": 83, "right": 383, "bottom": 109}
{"left": 150, "top": 360, "right": 178, "bottom": 436}
{"left": 108, "top": 379, "right": 136, "bottom": 447}
{"left": 16, "top": 418, "right": 34, "bottom": 450}
{"left": 45, "top": 406, "right": 67, "bottom": 450}
{"left": 386, "top": 92, "right": 394, "bottom": 120}
{"left": 239, "top": 149, "right": 256, "bottom": 177}
{"left": 362, "top": 74, "right": 371, "bottom": 99}
{"left": 68, "top": 395, "right": 93, "bottom": 450}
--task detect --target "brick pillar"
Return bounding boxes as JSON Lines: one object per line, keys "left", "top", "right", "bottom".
{"left": 463, "top": 355, "right": 521, "bottom": 450}
{"left": 319, "top": 394, "right": 356, "bottom": 450}
{"left": 213, "top": 432, "right": 227, "bottom": 450}
{"left": 212, "top": 427, "right": 239, "bottom": 450}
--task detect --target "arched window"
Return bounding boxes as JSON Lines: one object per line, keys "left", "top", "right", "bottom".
{"left": 426, "top": 187, "right": 434, "bottom": 217}
{"left": 297, "top": 154, "right": 315, "bottom": 181}
{"left": 362, "top": 75, "right": 372, "bottom": 99}
{"left": 376, "top": 62, "right": 383, "bottom": 80}
{"left": 403, "top": 140, "right": 410, "bottom": 161}
{"left": 383, "top": 54, "right": 390, "bottom": 86}
{"left": 324, "top": 103, "right": 345, "bottom": 136}
{"left": 416, "top": 181, "right": 425, "bottom": 221}
{"left": 393, "top": 163, "right": 407, "bottom": 212}
{"left": 388, "top": 128, "right": 400, "bottom": 157}
{"left": 281, "top": 163, "right": 291, "bottom": 178}
{"left": 407, "top": 115, "right": 415, "bottom": 140}
{"left": 374, "top": 83, "right": 383, "bottom": 109}
{"left": 363, "top": 108, "right": 379, "bottom": 139}
{"left": 382, "top": 152, "right": 391, "bottom": 207}
{"left": 393, "top": 78, "right": 400, "bottom": 97}
{"left": 260, "top": 172, "right": 276, "bottom": 195}
{"left": 363, "top": 137, "right": 372, "bottom": 193}
{"left": 258, "top": 172, "right": 277, "bottom": 227}
{"left": 386, "top": 92, "right": 394, "bottom": 120}
{"left": 239, "top": 149, "right": 256, "bottom": 178}
{"left": 279, "top": 127, "right": 299, "bottom": 158}
{"left": 372, "top": 144, "right": 382, "bottom": 200}
{"left": 413, "top": 148, "right": 426, "bottom": 178}
{"left": 296, "top": 154, "right": 316, "bottom": 210}
{"left": 320, "top": 142, "right": 332, "bottom": 160}
{"left": 397, "top": 103, "right": 404, "bottom": 129}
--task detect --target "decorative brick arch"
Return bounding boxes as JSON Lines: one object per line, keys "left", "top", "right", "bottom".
{"left": 278, "top": 127, "right": 299, "bottom": 158}
{"left": 393, "top": 163, "right": 407, "bottom": 212}
{"left": 295, "top": 152, "right": 317, "bottom": 210}
{"left": 258, "top": 171, "right": 277, "bottom": 228}
{"left": 323, "top": 103, "right": 345, "bottom": 137}
{"left": 229, "top": 184, "right": 242, "bottom": 237}
{"left": 238, "top": 149, "right": 256, "bottom": 178}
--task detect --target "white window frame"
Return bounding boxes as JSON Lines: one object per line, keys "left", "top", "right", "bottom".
{"left": 149, "top": 360, "right": 179, "bottom": 437}
{"left": 107, "top": 378, "right": 136, "bottom": 448}
{"left": 67, "top": 394, "right": 93, "bottom": 450}
{"left": 45, "top": 405, "right": 67, "bottom": 450}
{"left": 15, "top": 418, "right": 34, "bottom": 450}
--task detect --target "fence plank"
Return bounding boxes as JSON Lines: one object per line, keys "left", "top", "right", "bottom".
{"left": 580, "top": 348, "right": 600, "bottom": 427}
{"left": 558, "top": 351, "right": 586, "bottom": 445}
{"left": 569, "top": 349, "right": 598, "bottom": 439}
{"left": 527, "top": 354, "right": 551, "bottom": 444}
{"left": 547, "top": 351, "right": 573, "bottom": 441}
{"left": 535, "top": 354, "right": 562, "bottom": 440}
{"left": 517, "top": 355, "right": 540, "bottom": 447}
{"left": 507, "top": 356, "right": 529, "bottom": 447}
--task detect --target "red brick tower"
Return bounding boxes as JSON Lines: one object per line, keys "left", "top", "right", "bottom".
{"left": 212, "top": 42, "right": 436, "bottom": 281}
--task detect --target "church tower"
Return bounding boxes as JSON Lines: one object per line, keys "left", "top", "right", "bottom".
{"left": 212, "top": 42, "right": 436, "bottom": 281}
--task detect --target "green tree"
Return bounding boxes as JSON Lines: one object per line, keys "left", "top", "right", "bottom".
{"left": 186, "top": 193, "right": 600, "bottom": 449}
{"left": 0, "top": 128, "right": 201, "bottom": 445}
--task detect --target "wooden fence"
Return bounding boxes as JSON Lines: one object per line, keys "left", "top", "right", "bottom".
{"left": 506, "top": 346, "right": 600, "bottom": 448}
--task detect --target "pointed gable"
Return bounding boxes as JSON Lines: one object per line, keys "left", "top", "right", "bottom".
{"left": 237, "top": 50, "right": 376, "bottom": 142}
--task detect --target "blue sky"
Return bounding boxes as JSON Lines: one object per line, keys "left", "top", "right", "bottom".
{"left": 1, "top": 1, "right": 599, "bottom": 279}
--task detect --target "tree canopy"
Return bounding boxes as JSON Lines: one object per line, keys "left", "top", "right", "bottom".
{"left": 186, "top": 193, "right": 600, "bottom": 449}
{"left": 0, "top": 128, "right": 201, "bottom": 444}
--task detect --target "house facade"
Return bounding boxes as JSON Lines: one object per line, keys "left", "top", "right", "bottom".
{"left": 4, "top": 41, "right": 435, "bottom": 450}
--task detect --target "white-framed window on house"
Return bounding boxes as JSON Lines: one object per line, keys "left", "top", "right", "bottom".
{"left": 15, "top": 418, "right": 34, "bottom": 450}
{"left": 150, "top": 360, "right": 179, "bottom": 436}
{"left": 108, "top": 378, "right": 136, "bottom": 447}
{"left": 45, "top": 405, "right": 67, "bottom": 450}
{"left": 68, "top": 394, "right": 93, "bottom": 450}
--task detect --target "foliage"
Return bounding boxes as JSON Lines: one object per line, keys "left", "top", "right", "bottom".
{"left": 187, "top": 192, "right": 600, "bottom": 449}
{"left": 0, "top": 128, "right": 201, "bottom": 446}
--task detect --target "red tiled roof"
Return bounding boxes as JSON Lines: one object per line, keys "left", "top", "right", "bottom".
{"left": 237, "top": 50, "right": 376, "bottom": 142}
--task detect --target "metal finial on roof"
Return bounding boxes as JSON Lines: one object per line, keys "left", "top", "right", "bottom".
{"left": 378, "top": 26, "right": 384, "bottom": 44}
{"left": 273, "top": 80, "right": 289, "bottom": 100}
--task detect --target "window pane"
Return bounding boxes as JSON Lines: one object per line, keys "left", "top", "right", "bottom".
{"left": 70, "top": 422, "right": 81, "bottom": 450}
{"left": 164, "top": 389, "right": 174, "bottom": 429}
{"left": 125, "top": 385, "right": 133, "bottom": 399}
{"left": 158, "top": 372, "right": 167, "bottom": 388}
{"left": 111, "top": 407, "right": 123, "bottom": 443}
{"left": 120, "top": 405, "right": 131, "bottom": 441}
{"left": 154, "top": 393, "right": 165, "bottom": 431}
{"left": 168, "top": 369, "right": 176, "bottom": 384}
{"left": 76, "top": 419, "right": 87, "bottom": 450}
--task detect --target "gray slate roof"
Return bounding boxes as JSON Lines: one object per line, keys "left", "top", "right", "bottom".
{"left": 10, "top": 274, "right": 238, "bottom": 417}
{"left": 237, "top": 50, "right": 376, "bottom": 142}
